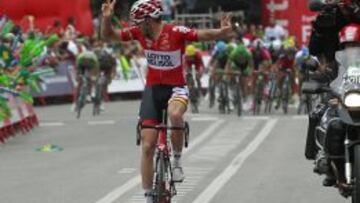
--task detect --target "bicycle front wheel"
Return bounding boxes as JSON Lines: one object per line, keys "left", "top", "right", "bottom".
{"left": 154, "top": 151, "right": 169, "bottom": 203}
{"left": 282, "top": 83, "right": 290, "bottom": 115}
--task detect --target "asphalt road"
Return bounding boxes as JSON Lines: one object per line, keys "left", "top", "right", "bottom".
{"left": 0, "top": 99, "right": 349, "bottom": 203}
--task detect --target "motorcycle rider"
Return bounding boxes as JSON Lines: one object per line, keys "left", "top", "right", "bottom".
{"left": 306, "top": 0, "right": 360, "bottom": 186}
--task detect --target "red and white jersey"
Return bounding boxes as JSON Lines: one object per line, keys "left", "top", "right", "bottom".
{"left": 119, "top": 24, "right": 198, "bottom": 86}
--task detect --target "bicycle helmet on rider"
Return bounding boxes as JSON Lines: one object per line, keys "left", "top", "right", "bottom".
{"left": 185, "top": 44, "right": 197, "bottom": 56}
{"left": 227, "top": 43, "right": 236, "bottom": 55}
{"left": 229, "top": 44, "right": 252, "bottom": 75}
{"left": 76, "top": 51, "right": 99, "bottom": 70}
{"left": 232, "top": 44, "right": 251, "bottom": 59}
{"left": 214, "top": 41, "right": 227, "bottom": 54}
{"left": 130, "top": 0, "right": 163, "bottom": 24}
{"left": 252, "top": 39, "right": 264, "bottom": 49}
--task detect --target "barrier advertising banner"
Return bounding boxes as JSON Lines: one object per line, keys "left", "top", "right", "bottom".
{"left": 32, "top": 62, "right": 75, "bottom": 98}
{"left": 0, "top": 0, "right": 93, "bottom": 35}
{"left": 262, "top": 0, "right": 317, "bottom": 45}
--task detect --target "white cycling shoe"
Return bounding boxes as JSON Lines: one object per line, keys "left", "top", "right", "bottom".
{"left": 172, "top": 167, "right": 185, "bottom": 183}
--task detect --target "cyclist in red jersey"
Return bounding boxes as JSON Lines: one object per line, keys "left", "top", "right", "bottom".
{"left": 184, "top": 44, "right": 204, "bottom": 92}
{"left": 275, "top": 47, "right": 296, "bottom": 109}
{"left": 102, "top": 0, "right": 235, "bottom": 202}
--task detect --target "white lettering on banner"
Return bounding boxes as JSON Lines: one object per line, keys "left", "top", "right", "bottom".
{"left": 302, "top": 15, "right": 316, "bottom": 23}
{"left": 267, "top": 0, "right": 289, "bottom": 13}
{"left": 144, "top": 50, "right": 181, "bottom": 70}
{"left": 302, "top": 25, "right": 312, "bottom": 44}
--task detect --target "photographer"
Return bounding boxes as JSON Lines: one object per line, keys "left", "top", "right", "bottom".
{"left": 306, "top": 0, "right": 360, "bottom": 187}
{"left": 308, "top": 0, "right": 360, "bottom": 82}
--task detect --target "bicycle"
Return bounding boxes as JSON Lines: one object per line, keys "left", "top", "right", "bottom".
{"left": 136, "top": 111, "right": 190, "bottom": 203}
{"left": 253, "top": 71, "right": 266, "bottom": 115}
{"left": 264, "top": 71, "right": 277, "bottom": 114}
{"left": 216, "top": 70, "right": 230, "bottom": 114}
{"left": 186, "top": 65, "right": 201, "bottom": 114}
{"left": 75, "top": 70, "right": 106, "bottom": 119}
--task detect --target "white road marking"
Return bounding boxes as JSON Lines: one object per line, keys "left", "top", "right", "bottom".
{"left": 117, "top": 168, "right": 136, "bottom": 174}
{"left": 291, "top": 115, "right": 308, "bottom": 120}
{"left": 189, "top": 122, "right": 256, "bottom": 163}
{"left": 39, "top": 122, "right": 65, "bottom": 127}
{"left": 88, "top": 120, "right": 115, "bottom": 125}
{"left": 193, "top": 118, "right": 278, "bottom": 203}
{"left": 242, "top": 116, "right": 270, "bottom": 120}
{"left": 191, "top": 116, "right": 218, "bottom": 121}
{"left": 95, "top": 119, "right": 225, "bottom": 203}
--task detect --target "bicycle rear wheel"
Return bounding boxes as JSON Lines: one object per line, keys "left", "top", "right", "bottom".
{"left": 253, "top": 83, "right": 262, "bottom": 115}
{"left": 208, "top": 77, "right": 215, "bottom": 108}
{"left": 92, "top": 81, "right": 102, "bottom": 116}
{"left": 235, "top": 82, "right": 242, "bottom": 116}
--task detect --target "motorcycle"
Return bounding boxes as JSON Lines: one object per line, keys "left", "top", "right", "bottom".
{"left": 303, "top": 29, "right": 360, "bottom": 202}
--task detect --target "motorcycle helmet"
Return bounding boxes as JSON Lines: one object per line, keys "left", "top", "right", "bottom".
{"left": 339, "top": 23, "right": 360, "bottom": 46}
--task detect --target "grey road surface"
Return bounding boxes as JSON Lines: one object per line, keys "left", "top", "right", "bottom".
{"left": 0, "top": 100, "right": 348, "bottom": 203}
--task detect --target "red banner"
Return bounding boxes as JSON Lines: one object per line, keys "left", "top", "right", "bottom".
{"left": 262, "top": 0, "right": 317, "bottom": 45}
{"left": 0, "top": 0, "right": 93, "bottom": 35}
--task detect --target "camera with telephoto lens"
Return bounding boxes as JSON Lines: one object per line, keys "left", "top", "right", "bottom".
{"left": 314, "top": 4, "right": 338, "bottom": 28}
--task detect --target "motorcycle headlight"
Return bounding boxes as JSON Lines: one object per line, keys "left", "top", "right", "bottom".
{"left": 344, "top": 93, "right": 360, "bottom": 108}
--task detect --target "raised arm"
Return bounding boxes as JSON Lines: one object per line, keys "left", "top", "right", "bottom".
{"left": 197, "top": 13, "right": 235, "bottom": 41}
{"left": 101, "top": 0, "right": 120, "bottom": 42}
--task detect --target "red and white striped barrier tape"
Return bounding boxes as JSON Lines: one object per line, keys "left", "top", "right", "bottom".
{"left": 0, "top": 93, "right": 38, "bottom": 144}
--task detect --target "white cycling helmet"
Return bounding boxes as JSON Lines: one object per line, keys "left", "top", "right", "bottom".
{"left": 130, "top": 0, "right": 163, "bottom": 24}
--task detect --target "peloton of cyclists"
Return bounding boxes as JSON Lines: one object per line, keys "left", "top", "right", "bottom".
{"left": 208, "top": 25, "right": 303, "bottom": 114}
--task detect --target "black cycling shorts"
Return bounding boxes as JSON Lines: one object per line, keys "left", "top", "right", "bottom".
{"left": 139, "top": 85, "right": 189, "bottom": 123}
